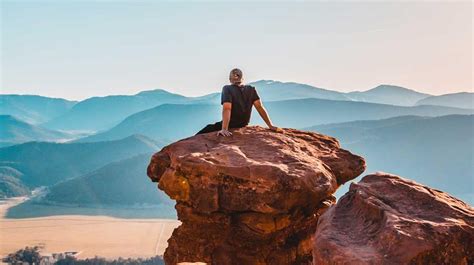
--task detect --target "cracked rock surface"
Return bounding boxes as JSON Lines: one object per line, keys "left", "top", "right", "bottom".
{"left": 312, "top": 172, "right": 474, "bottom": 265}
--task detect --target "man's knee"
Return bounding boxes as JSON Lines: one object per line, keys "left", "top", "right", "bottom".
{"left": 196, "top": 121, "right": 222, "bottom": 135}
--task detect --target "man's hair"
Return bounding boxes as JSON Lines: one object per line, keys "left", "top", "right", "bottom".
{"left": 230, "top": 68, "right": 243, "bottom": 79}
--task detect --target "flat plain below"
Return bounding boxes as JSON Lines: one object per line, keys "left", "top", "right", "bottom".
{"left": 0, "top": 197, "right": 180, "bottom": 260}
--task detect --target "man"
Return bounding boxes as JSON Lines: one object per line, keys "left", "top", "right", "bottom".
{"left": 196, "top": 68, "right": 280, "bottom": 136}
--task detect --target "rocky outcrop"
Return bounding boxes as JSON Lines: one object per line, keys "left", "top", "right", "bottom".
{"left": 313, "top": 172, "right": 474, "bottom": 265}
{"left": 147, "top": 126, "right": 366, "bottom": 264}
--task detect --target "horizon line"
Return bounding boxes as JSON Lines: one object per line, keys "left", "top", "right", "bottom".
{"left": 1, "top": 79, "right": 472, "bottom": 102}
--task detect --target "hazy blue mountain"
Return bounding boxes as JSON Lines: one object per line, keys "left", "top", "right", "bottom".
{"left": 185, "top": 92, "right": 221, "bottom": 104}
{"left": 249, "top": 80, "right": 351, "bottom": 102}
{"left": 249, "top": 81, "right": 432, "bottom": 106}
{"left": 0, "top": 94, "right": 77, "bottom": 124}
{"left": 303, "top": 115, "right": 424, "bottom": 140}
{"left": 415, "top": 92, "right": 473, "bottom": 109}
{"left": 73, "top": 98, "right": 473, "bottom": 144}
{"left": 41, "top": 152, "right": 173, "bottom": 208}
{"left": 0, "top": 167, "right": 30, "bottom": 198}
{"left": 0, "top": 134, "right": 162, "bottom": 188}
{"left": 258, "top": 98, "right": 473, "bottom": 128}
{"left": 19, "top": 81, "right": 466, "bottom": 135}
{"left": 73, "top": 104, "right": 221, "bottom": 143}
{"left": 312, "top": 114, "right": 424, "bottom": 129}
{"left": 0, "top": 115, "right": 77, "bottom": 148}
{"left": 346, "top": 84, "right": 431, "bottom": 106}
{"left": 306, "top": 114, "right": 474, "bottom": 205}
{"left": 153, "top": 80, "right": 351, "bottom": 105}
{"left": 41, "top": 89, "right": 193, "bottom": 132}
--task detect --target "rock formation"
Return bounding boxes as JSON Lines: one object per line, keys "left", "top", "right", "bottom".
{"left": 312, "top": 172, "right": 474, "bottom": 265}
{"left": 147, "top": 126, "right": 366, "bottom": 264}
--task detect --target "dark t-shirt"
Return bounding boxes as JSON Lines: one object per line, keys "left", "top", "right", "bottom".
{"left": 221, "top": 84, "right": 260, "bottom": 128}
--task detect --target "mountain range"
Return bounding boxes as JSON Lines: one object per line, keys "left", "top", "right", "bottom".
{"left": 253, "top": 80, "right": 433, "bottom": 106}
{"left": 42, "top": 89, "right": 191, "bottom": 132}
{"left": 72, "top": 98, "right": 473, "bottom": 144}
{"left": 0, "top": 134, "right": 162, "bottom": 193}
{"left": 0, "top": 94, "right": 76, "bottom": 124}
{"left": 3, "top": 80, "right": 471, "bottom": 134}
{"left": 72, "top": 104, "right": 220, "bottom": 143}
{"left": 414, "top": 92, "right": 473, "bottom": 109}
{"left": 1, "top": 79, "right": 472, "bottom": 216}
{"left": 345, "top": 84, "right": 431, "bottom": 106}
{"left": 41, "top": 152, "right": 173, "bottom": 207}
{"left": 305, "top": 114, "right": 474, "bottom": 204}
{"left": 0, "top": 115, "right": 78, "bottom": 148}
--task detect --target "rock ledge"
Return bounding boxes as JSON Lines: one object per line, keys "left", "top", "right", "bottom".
{"left": 313, "top": 172, "right": 474, "bottom": 265}
{"left": 147, "top": 126, "right": 366, "bottom": 264}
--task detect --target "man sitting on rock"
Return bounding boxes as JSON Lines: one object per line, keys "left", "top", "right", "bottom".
{"left": 196, "top": 68, "right": 281, "bottom": 136}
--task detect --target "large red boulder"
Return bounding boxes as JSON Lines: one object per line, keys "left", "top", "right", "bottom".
{"left": 313, "top": 172, "right": 474, "bottom": 265}
{"left": 147, "top": 126, "right": 366, "bottom": 264}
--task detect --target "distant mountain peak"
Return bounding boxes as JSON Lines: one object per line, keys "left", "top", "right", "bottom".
{"left": 364, "top": 84, "right": 431, "bottom": 96}
{"left": 344, "top": 84, "right": 432, "bottom": 106}
{"left": 375, "top": 84, "right": 409, "bottom": 89}
{"left": 415, "top": 92, "right": 474, "bottom": 109}
{"left": 249, "top": 79, "right": 332, "bottom": 92}
{"left": 136, "top": 88, "right": 182, "bottom": 97}
{"left": 0, "top": 94, "right": 79, "bottom": 102}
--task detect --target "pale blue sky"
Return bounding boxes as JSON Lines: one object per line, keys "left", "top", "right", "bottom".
{"left": 1, "top": 1, "right": 472, "bottom": 100}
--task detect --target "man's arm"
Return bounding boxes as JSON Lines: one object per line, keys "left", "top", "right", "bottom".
{"left": 253, "top": 99, "right": 280, "bottom": 131}
{"left": 218, "top": 86, "right": 232, "bottom": 136}
{"left": 220, "top": 102, "right": 232, "bottom": 136}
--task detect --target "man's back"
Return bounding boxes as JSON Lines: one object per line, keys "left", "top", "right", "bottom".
{"left": 195, "top": 67, "right": 278, "bottom": 136}
{"left": 221, "top": 84, "right": 260, "bottom": 128}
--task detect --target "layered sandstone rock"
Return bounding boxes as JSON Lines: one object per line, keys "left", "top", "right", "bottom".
{"left": 147, "top": 126, "right": 366, "bottom": 264}
{"left": 313, "top": 172, "right": 474, "bottom": 265}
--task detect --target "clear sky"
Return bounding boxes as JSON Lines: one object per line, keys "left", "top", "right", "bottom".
{"left": 1, "top": 1, "right": 472, "bottom": 101}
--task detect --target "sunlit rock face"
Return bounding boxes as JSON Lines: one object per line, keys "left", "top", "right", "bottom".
{"left": 147, "top": 126, "right": 366, "bottom": 265}
{"left": 312, "top": 172, "right": 474, "bottom": 265}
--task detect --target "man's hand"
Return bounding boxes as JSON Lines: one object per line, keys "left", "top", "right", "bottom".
{"left": 217, "top": 129, "right": 232, "bottom": 137}
{"left": 269, "top": 125, "right": 283, "bottom": 133}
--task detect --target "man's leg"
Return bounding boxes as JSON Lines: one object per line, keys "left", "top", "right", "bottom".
{"left": 195, "top": 121, "right": 222, "bottom": 135}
